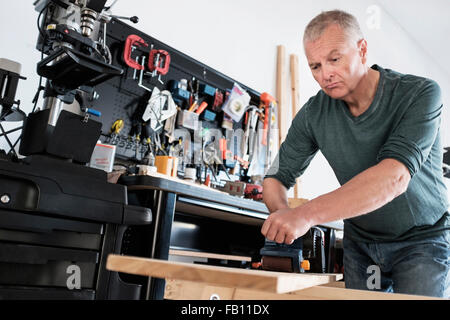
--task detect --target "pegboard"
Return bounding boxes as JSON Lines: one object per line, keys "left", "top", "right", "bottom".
{"left": 91, "top": 18, "right": 262, "bottom": 180}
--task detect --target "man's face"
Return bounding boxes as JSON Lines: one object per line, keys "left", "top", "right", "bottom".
{"left": 304, "top": 24, "right": 366, "bottom": 100}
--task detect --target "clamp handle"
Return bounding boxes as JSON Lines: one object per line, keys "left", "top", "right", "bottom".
{"left": 148, "top": 49, "right": 171, "bottom": 75}
{"left": 123, "top": 34, "right": 148, "bottom": 70}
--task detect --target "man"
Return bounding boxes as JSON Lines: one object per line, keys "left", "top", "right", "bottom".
{"left": 262, "top": 10, "right": 449, "bottom": 298}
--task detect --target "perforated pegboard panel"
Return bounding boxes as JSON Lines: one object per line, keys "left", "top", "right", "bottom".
{"left": 91, "top": 18, "right": 260, "bottom": 166}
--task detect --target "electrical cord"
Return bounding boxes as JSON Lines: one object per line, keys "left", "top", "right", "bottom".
{"left": 33, "top": 2, "right": 51, "bottom": 113}
{"left": 0, "top": 123, "right": 18, "bottom": 157}
{"left": 37, "top": 2, "right": 50, "bottom": 39}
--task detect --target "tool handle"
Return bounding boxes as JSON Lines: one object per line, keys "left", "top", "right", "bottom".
{"left": 83, "top": 108, "right": 101, "bottom": 117}
{"left": 260, "top": 92, "right": 276, "bottom": 106}
{"left": 195, "top": 102, "right": 208, "bottom": 115}
{"left": 149, "top": 49, "right": 171, "bottom": 75}
{"left": 188, "top": 101, "right": 198, "bottom": 112}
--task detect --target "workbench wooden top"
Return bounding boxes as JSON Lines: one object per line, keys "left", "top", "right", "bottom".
{"left": 106, "top": 254, "right": 343, "bottom": 294}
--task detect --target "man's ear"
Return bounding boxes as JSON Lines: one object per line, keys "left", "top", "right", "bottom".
{"left": 358, "top": 39, "right": 368, "bottom": 64}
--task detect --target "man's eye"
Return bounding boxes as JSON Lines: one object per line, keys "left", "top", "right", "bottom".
{"left": 332, "top": 57, "right": 340, "bottom": 62}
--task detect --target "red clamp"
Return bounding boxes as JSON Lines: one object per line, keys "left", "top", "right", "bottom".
{"left": 149, "top": 49, "right": 171, "bottom": 75}
{"left": 123, "top": 34, "right": 148, "bottom": 70}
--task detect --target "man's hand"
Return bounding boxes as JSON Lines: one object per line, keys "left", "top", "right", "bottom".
{"left": 261, "top": 207, "right": 313, "bottom": 245}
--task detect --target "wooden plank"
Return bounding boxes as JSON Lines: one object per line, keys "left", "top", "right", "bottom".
{"left": 319, "top": 281, "right": 346, "bottom": 288}
{"left": 290, "top": 54, "right": 301, "bottom": 116}
{"left": 276, "top": 45, "right": 287, "bottom": 148}
{"left": 233, "top": 288, "right": 322, "bottom": 300}
{"left": 288, "top": 285, "right": 439, "bottom": 300}
{"left": 169, "top": 249, "right": 252, "bottom": 262}
{"left": 290, "top": 54, "right": 302, "bottom": 198}
{"left": 288, "top": 198, "right": 309, "bottom": 208}
{"left": 164, "top": 279, "right": 439, "bottom": 300}
{"left": 165, "top": 279, "right": 236, "bottom": 300}
{"left": 164, "top": 279, "right": 317, "bottom": 300}
{"left": 233, "top": 286, "right": 438, "bottom": 300}
{"left": 106, "top": 254, "right": 343, "bottom": 294}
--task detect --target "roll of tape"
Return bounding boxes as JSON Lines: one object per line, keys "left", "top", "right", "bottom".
{"left": 229, "top": 98, "right": 245, "bottom": 115}
{"left": 184, "top": 167, "right": 197, "bottom": 181}
{"left": 138, "top": 165, "right": 157, "bottom": 176}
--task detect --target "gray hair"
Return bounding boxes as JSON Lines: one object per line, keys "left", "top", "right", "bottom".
{"left": 303, "top": 10, "right": 364, "bottom": 45}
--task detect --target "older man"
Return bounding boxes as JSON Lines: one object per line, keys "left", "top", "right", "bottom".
{"left": 262, "top": 10, "right": 449, "bottom": 297}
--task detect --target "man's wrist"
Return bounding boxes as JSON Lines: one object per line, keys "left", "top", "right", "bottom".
{"left": 268, "top": 201, "right": 290, "bottom": 213}
{"left": 292, "top": 199, "right": 317, "bottom": 228}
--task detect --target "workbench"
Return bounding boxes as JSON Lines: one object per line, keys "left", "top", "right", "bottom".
{"left": 118, "top": 172, "right": 344, "bottom": 300}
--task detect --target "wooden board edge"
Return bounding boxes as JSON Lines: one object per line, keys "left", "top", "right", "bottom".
{"left": 107, "top": 254, "right": 343, "bottom": 294}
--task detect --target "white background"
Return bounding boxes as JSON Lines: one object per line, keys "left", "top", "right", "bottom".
{"left": 1, "top": 0, "right": 449, "bottom": 200}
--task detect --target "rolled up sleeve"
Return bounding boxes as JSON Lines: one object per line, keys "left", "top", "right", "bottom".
{"left": 377, "top": 79, "right": 443, "bottom": 177}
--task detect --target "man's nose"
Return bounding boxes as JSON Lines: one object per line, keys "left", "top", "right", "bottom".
{"left": 321, "top": 65, "right": 334, "bottom": 82}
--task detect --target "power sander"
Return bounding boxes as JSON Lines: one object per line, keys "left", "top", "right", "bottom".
{"left": 256, "top": 227, "right": 326, "bottom": 273}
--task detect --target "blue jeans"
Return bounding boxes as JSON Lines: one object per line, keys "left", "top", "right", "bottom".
{"left": 343, "top": 230, "right": 450, "bottom": 298}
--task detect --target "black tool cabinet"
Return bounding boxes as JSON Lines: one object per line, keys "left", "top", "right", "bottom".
{"left": 0, "top": 155, "right": 152, "bottom": 300}
{"left": 0, "top": 211, "right": 124, "bottom": 299}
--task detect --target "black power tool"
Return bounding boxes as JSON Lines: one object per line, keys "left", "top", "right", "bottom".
{"left": 259, "top": 227, "right": 326, "bottom": 273}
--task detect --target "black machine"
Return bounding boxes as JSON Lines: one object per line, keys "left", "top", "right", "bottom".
{"left": 259, "top": 227, "right": 326, "bottom": 274}
{"left": 0, "top": 0, "right": 151, "bottom": 300}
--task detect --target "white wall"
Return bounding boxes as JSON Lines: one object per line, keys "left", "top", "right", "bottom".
{"left": 1, "top": 0, "right": 449, "bottom": 200}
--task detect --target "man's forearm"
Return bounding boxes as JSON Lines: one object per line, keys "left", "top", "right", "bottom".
{"left": 299, "top": 159, "right": 411, "bottom": 226}
{"left": 262, "top": 178, "right": 290, "bottom": 213}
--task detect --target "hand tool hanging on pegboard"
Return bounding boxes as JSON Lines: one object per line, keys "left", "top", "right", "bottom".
{"left": 148, "top": 47, "right": 171, "bottom": 84}
{"left": 123, "top": 34, "right": 148, "bottom": 71}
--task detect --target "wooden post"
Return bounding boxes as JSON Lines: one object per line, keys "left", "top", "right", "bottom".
{"left": 276, "top": 45, "right": 287, "bottom": 149}
{"left": 290, "top": 54, "right": 300, "bottom": 117}
{"left": 290, "top": 54, "right": 302, "bottom": 198}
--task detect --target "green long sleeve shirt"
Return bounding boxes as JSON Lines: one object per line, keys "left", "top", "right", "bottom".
{"left": 265, "top": 65, "right": 449, "bottom": 242}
